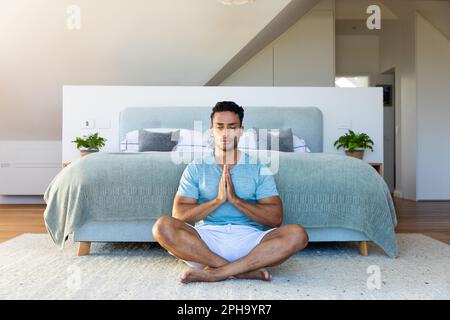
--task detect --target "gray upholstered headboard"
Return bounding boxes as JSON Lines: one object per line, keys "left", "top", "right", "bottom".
{"left": 119, "top": 106, "right": 323, "bottom": 152}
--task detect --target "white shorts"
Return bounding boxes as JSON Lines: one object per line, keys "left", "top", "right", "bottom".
{"left": 170, "top": 223, "right": 276, "bottom": 269}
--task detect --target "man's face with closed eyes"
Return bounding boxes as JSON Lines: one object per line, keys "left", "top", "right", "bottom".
{"left": 210, "top": 111, "right": 244, "bottom": 152}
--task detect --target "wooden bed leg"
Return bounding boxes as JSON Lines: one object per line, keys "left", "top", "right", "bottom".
{"left": 359, "top": 241, "right": 369, "bottom": 256}
{"left": 77, "top": 242, "right": 91, "bottom": 256}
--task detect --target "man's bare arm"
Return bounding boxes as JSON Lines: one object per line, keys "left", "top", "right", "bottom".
{"left": 224, "top": 166, "right": 282, "bottom": 228}
{"left": 172, "top": 168, "right": 228, "bottom": 224}
{"left": 230, "top": 196, "right": 283, "bottom": 228}
{"left": 172, "top": 195, "right": 222, "bottom": 224}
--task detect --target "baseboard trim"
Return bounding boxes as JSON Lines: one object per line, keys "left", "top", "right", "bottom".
{"left": 0, "top": 195, "right": 45, "bottom": 204}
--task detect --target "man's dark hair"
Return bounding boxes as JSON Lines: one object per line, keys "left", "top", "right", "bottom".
{"left": 210, "top": 101, "right": 244, "bottom": 127}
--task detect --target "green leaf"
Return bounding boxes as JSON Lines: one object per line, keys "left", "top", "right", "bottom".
{"left": 71, "top": 132, "right": 107, "bottom": 150}
{"left": 333, "top": 129, "right": 374, "bottom": 152}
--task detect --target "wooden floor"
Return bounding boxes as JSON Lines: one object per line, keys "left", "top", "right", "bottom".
{"left": 0, "top": 204, "right": 48, "bottom": 244}
{"left": 0, "top": 198, "right": 449, "bottom": 245}
{"left": 394, "top": 199, "right": 450, "bottom": 245}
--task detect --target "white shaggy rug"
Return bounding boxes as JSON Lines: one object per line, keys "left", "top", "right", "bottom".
{"left": 0, "top": 234, "right": 449, "bottom": 300}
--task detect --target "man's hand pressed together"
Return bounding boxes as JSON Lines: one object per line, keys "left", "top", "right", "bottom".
{"left": 216, "top": 165, "right": 228, "bottom": 205}
{"left": 224, "top": 165, "right": 240, "bottom": 205}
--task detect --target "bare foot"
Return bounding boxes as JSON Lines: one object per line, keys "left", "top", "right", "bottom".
{"left": 180, "top": 267, "right": 273, "bottom": 284}
{"left": 233, "top": 268, "right": 272, "bottom": 281}
{"left": 180, "top": 268, "right": 225, "bottom": 284}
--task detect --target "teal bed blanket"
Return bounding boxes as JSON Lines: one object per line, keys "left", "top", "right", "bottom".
{"left": 43, "top": 151, "right": 398, "bottom": 257}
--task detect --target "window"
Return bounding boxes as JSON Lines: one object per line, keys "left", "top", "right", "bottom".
{"left": 335, "top": 76, "right": 370, "bottom": 88}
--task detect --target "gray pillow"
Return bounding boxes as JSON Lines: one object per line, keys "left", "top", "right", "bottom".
{"left": 252, "top": 127, "right": 294, "bottom": 152}
{"left": 138, "top": 129, "right": 180, "bottom": 152}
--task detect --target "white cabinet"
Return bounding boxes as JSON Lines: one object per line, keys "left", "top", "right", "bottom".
{"left": 0, "top": 141, "right": 62, "bottom": 195}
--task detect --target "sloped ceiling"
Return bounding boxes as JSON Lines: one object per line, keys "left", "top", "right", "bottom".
{"left": 335, "top": 0, "right": 450, "bottom": 39}
{"left": 0, "top": 0, "right": 291, "bottom": 140}
{"left": 381, "top": 0, "right": 450, "bottom": 40}
{"left": 206, "top": 0, "right": 321, "bottom": 85}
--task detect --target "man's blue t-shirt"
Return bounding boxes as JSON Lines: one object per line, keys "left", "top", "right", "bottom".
{"left": 176, "top": 151, "right": 279, "bottom": 230}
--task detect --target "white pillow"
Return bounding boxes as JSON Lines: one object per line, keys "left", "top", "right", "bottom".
{"left": 237, "top": 130, "right": 310, "bottom": 152}
{"left": 173, "top": 145, "right": 210, "bottom": 152}
{"left": 293, "top": 135, "right": 311, "bottom": 153}
{"left": 121, "top": 128, "right": 207, "bottom": 152}
{"left": 238, "top": 129, "right": 258, "bottom": 150}
{"left": 121, "top": 128, "right": 311, "bottom": 153}
{"left": 246, "top": 128, "right": 310, "bottom": 152}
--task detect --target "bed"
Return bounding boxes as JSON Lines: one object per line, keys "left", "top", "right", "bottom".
{"left": 43, "top": 106, "right": 398, "bottom": 258}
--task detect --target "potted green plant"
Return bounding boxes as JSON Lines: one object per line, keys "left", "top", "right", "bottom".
{"left": 72, "top": 132, "right": 107, "bottom": 157}
{"left": 333, "top": 130, "right": 374, "bottom": 160}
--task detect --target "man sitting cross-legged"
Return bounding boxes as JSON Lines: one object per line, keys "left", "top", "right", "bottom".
{"left": 152, "top": 101, "right": 309, "bottom": 284}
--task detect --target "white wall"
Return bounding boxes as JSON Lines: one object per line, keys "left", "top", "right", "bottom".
{"left": 416, "top": 14, "right": 450, "bottom": 200}
{"left": 379, "top": 11, "right": 450, "bottom": 201}
{"left": 0, "top": 0, "right": 290, "bottom": 141}
{"left": 380, "top": 20, "right": 403, "bottom": 199}
{"left": 221, "top": 0, "right": 335, "bottom": 87}
{"left": 398, "top": 13, "right": 418, "bottom": 201}
{"left": 336, "top": 35, "right": 379, "bottom": 77}
{"left": 379, "top": 13, "right": 418, "bottom": 201}
{"left": 221, "top": 47, "right": 274, "bottom": 86}
{"left": 63, "top": 86, "right": 384, "bottom": 164}
{"left": 336, "top": 34, "right": 395, "bottom": 86}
